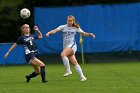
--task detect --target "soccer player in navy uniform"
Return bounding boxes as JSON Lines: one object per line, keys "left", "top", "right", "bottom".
{"left": 4, "top": 24, "right": 47, "bottom": 83}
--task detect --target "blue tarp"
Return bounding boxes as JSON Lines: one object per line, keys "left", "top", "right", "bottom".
{"left": 0, "top": 44, "right": 26, "bottom": 65}
{"left": 0, "top": 3, "right": 140, "bottom": 64}
{"left": 34, "top": 3, "right": 140, "bottom": 53}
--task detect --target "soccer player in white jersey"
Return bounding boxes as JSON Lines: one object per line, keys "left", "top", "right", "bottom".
{"left": 46, "top": 15, "right": 95, "bottom": 81}
{"left": 4, "top": 24, "right": 47, "bottom": 83}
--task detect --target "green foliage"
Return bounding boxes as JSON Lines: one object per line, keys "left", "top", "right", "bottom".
{"left": 0, "top": 0, "right": 24, "bottom": 20}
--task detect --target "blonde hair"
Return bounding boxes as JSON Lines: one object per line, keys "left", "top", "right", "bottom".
{"left": 67, "top": 15, "right": 80, "bottom": 28}
{"left": 20, "top": 24, "right": 30, "bottom": 34}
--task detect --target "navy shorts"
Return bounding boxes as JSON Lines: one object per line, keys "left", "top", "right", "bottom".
{"left": 25, "top": 52, "right": 38, "bottom": 64}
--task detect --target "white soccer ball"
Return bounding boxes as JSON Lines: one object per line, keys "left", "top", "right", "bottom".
{"left": 20, "top": 8, "right": 30, "bottom": 19}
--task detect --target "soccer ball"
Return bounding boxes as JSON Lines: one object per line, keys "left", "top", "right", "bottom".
{"left": 20, "top": 8, "right": 30, "bottom": 19}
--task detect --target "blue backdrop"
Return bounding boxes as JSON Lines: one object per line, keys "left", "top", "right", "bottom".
{"left": 0, "top": 3, "right": 140, "bottom": 64}
{"left": 34, "top": 3, "right": 140, "bottom": 53}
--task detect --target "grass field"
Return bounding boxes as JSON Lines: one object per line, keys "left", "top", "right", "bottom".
{"left": 0, "top": 62, "right": 140, "bottom": 93}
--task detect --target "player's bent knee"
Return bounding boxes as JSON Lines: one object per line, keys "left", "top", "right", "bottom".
{"left": 41, "top": 63, "right": 45, "bottom": 67}
{"left": 61, "top": 53, "right": 65, "bottom": 58}
{"left": 39, "top": 60, "right": 45, "bottom": 66}
{"left": 36, "top": 58, "right": 45, "bottom": 66}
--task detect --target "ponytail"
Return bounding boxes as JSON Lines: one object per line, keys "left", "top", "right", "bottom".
{"left": 72, "top": 22, "right": 80, "bottom": 28}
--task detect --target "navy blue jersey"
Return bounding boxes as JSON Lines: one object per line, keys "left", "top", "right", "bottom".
{"left": 16, "top": 34, "right": 38, "bottom": 55}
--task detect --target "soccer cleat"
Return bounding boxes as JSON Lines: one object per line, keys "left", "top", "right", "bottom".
{"left": 63, "top": 71, "right": 72, "bottom": 77}
{"left": 25, "top": 75, "right": 30, "bottom": 83}
{"left": 42, "top": 80, "right": 48, "bottom": 83}
{"left": 80, "top": 76, "right": 87, "bottom": 81}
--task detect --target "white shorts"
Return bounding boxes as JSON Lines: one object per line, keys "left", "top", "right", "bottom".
{"left": 66, "top": 42, "right": 77, "bottom": 54}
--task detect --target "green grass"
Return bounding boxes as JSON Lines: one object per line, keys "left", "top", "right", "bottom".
{"left": 0, "top": 62, "right": 140, "bottom": 93}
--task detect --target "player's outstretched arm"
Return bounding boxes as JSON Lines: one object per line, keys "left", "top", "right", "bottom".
{"left": 4, "top": 43, "right": 17, "bottom": 58}
{"left": 81, "top": 32, "right": 95, "bottom": 38}
{"left": 34, "top": 26, "right": 43, "bottom": 39}
{"left": 46, "top": 28, "right": 60, "bottom": 37}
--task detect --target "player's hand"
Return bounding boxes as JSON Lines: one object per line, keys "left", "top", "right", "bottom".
{"left": 46, "top": 32, "right": 50, "bottom": 37}
{"left": 33, "top": 26, "right": 39, "bottom": 31}
{"left": 4, "top": 52, "right": 9, "bottom": 58}
{"left": 90, "top": 33, "right": 95, "bottom": 39}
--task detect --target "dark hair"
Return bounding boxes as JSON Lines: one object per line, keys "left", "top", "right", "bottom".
{"left": 67, "top": 15, "right": 80, "bottom": 28}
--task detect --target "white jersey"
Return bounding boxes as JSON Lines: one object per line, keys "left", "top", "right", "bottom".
{"left": 57, "top": 24, "right": 84, "bottom": 49}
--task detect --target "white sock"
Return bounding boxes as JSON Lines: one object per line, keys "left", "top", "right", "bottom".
{"left": 75, "top": 64, "right": 84, "bottom": 77}
{"left": 62, "top": 56, "right": 71, "bottom": 72}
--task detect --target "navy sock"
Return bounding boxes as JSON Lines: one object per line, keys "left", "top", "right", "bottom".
{"left": 41, "top": 66, "right": 46, "bottom": 82}
{"left": 28, "top": 71, "right": 39, "bottom": 78}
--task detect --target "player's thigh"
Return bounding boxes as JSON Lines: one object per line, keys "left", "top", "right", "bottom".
{"left": 61, "top": 47, "right": 73, "bottom": 57}
{"left": 68, "top": 55, "right": 78, "bottom": 66}
{"left": 31, "top": 58, "right": 45, "bottom": 67}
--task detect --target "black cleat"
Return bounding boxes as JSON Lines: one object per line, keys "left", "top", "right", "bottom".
{"left": 25, "top": 75, "right": 30, "bottom": 83}
{"left": 42, "top": 80, "right": 48, "bottom": 83}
